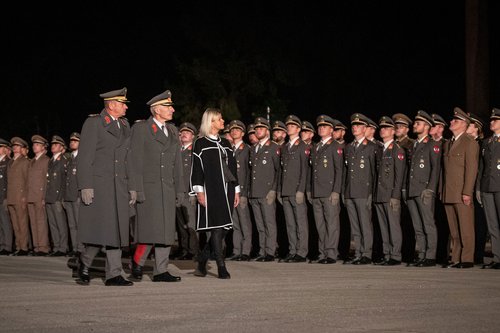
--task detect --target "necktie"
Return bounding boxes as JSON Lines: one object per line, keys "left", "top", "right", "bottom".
{"left": 317, "top": 142, "right": 324, "bottom": 151}
{"left": 256, "top": 144, "right": 262, "bottom": 153}
{"left": 161, "top": 125, "right": 168, "bottom": 137}
{"left": 115, "top": 119, "right": 120, "bottom": 129}
{"left": 353, "top": 141, "right": 359, "bottom": 150}
{"left": 450, "top": 137, "right": 455, "bottom": 147}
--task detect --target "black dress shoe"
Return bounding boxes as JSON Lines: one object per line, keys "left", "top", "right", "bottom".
{"left": 105, "top": 275, "right": 134, "bottom": 286}
{"left": 152, "top": 272, "right": 181, "bottom": 282}
{"left": 237, "top": 254, "right": 251, "bottom": 261}
{"left": 50, "top": 251, "right": 67, "bottom": 257}
{"left": 130, "top": 259, "right": 143, "bottom": 280}
{"left": 444, "top": 262, "right": 461, "bottom": 268}
{"left": 76, "top": 259, "right": 90, "bottom": 285}
{"left": 0, "top": 249, "right": 12, "bottom": 256}
{"left": 343, "top": 257, "right": 360, "bottom": 264}
{"left": 384, "top": 258, "right": 401, "bottom": 266}
{"left": 12, "top": 250, "right": 29, "bottom": 256}
{"left": 217, "top": 265, "right": 231, "bottom": 279}
{"left": 178, "top": 253, "right": 194, "bottom": 260}
{"left": 373, "top": 258, "right": 387, "bottom": 265}
{"left": 417, "top": 259, "right": 436, "bottom": 267}
{"left": 229, "top": 254, "right": 241, "bottom": 261}
{"left": 317, "top": 258, "right": 327, "bottom": 264}
{"left": 292, "top": 255, "right": 307, "bottom": 263}
{"left": 34, "top": 251, "right": 49, "bottom": 257}
{"left": 481, "top": 262, "right": 498, "bottom": 269}
{"left": 280, "top": 254, "right": 295, "bottom": 263}
{"left": 254, "top": 255, "right": 266, "bottom": 262}
{"left": 353, "top": 256, "right": 372, "bottom": 265}
{"left": 324, "top": 257, "right": 337, "bottom": 264}
{"left": 263, "top": 255, "right": 275, "bottom": 262}
{"left": 407, "top": 259, "right": 424, "bottom": 267}
{"left": 458, "top": 262, "right": 474, "bottom": 268}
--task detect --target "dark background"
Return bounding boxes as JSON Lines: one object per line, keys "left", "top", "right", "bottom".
{"left": 2, "top": 1, "right": 499, "bottom": 146}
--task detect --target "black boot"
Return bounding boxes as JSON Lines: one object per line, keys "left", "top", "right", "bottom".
{"left": 212, "top": 229, "right": 231, "bottom": 279}
{"left": 76, "top": 257, "right": 90, "bottom": 285}
{"left": 194, "top": 243, "right": 210, "bottom": 277}
{"left": 217, "top": 264, "right": 231, "bottom": 279}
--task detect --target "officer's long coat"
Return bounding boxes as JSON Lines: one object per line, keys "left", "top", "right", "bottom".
{"left": 343, "top": 139, "right": 377, "bottom": 199}
{"left": 128, "top": 117, "right": 183, "bottom": 245}
{"left": 191, "top": 136, "right": 238, "bottom": 230}
{"left": 77, "top": 110, "right": 131, "bottom": 247}
{"left": 407, "top": 135, "right": 441, "bottom": 198}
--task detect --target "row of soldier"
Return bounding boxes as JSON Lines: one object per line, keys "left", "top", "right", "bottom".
{"left": 2, "top": 87, "right": 499, "bottom": 287}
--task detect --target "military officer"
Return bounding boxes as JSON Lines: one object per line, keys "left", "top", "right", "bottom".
{"left": 0, "top": 139, "right": 13, "bottom": 255}
{"left": 333, "top": 120, "right": 347, "bottom": 145}
{"left": 406, "top": 110, "right": 441, "bottom": 267}
{"left": 308, "top": 115, "right": 343, "bottom": 263}
{"left": 343, "top": 113, "right": 378, "bottom": 264}
{"left": 477, "top": 108, "right": 500, "bottom": 269}
{"left": 7, "top": 137, "right": 30, "bottom": 256}
{"left": 246, "top": 123, "right": 258, "bottom": 145}
{"left": 300, "top": 121, "right": 316, "bottom": 146}
{"left": 46, "top": 135, "right": 69, "bottom": 256}
{"left": 365, "top": 117, "right": 381, "bottom": 145}
{"left": 271, "top": 120, "right": 287, "bottom": 146}
{"left": 27, "top": 135, "right": 51, "bottom": 256}
{"left": 249, "top": 117, "right": 281, "bottom": 261}
{"left": 174, "top": 122, "right": 199, "bottom": 260}
{"left": 223, "top": 123, "right": 233, "bottom": 146}
{"left": 76, "top": 87, "right": 134, "bottom": 286}
{"left": 373, "top": 117, "right": 406, "bottom": 265}
{"left": 279, "top": 115, "right": 310, "bottom": 262}
{"left": 441, "top": 108, "right": 479, "bottom": 268}
{"left": 128, "top": 89, "right": 183, "bottom": 282}
{"left": 228, "top": 120, "right": 253, "bottom": 261}
{"left": 430, "top": 113, "right": 450, "bottom": 265}
{"left": 63, "top": 132, "right": 84, "bottom": 256}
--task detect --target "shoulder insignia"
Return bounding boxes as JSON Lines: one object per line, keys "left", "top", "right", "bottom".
{"left": 104, "top": 115, "right": 111, "bottom": 124}
{"left": 152, "top": 123, "right": 158, "bottom": 133}
{"left": 134, "top": 119, "right": 146, "bottom": 123}
{"left": 397, "top": 152, "right": 405, "bottom": 160}
{"left": 88, "top": 114, "right": 99, "bottom": 117}
{"left": 362, "top": 139, "right": 368, "bottom": 145}
{"left": 294, "top": 140, "right": 300, "bottom": 146}
{"left": 388, "top": 143, "right": 393, "bottom": 150}
{"left": 239, "top": 144, "right": 244, "bottom": 150}
{"left": 423, "top": 137, "right": 429, "bottom": 143}
{"left": 433, "top": 145, "right": 440, "bottom": 153}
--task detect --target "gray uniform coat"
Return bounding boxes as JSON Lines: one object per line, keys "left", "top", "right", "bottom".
{"left": 343, "top": 139, "right": 377, "bottom": 199}
{"left": 407, "top": 136, "right": 441, "bottom": 198}
{"left": 249, "top": 139, "right": 281, "bottom": 198}
{"left": 45, "top": 154, "right": 68, "bottom": 203}
{"left": 64, "top": 153, "right": 79, "bottom": 202}
{"left": 309, "top": 138, "right": 344, "bottom": 198}
{"left": 374, "top": 141, "right": 406, "bottom": 202}
{"left": 280, "top": 139, "right": 310, "bottom": 196}
{"left": 128, "top": 117, "right": 183, "bottom": 245}
{"left": 77, "top": 110, "right": 131, "bottom": 247}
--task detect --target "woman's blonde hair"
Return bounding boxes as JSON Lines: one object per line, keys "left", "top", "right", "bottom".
{"left": 199, "top": 108, "right": 222, "bottom": 137}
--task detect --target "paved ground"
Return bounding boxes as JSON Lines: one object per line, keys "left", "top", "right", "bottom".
{"left": 0, "top": 255, "right": 499, "bottom": 333}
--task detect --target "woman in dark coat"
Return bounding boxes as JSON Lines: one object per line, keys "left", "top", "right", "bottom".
{"left": 191, "top": 108, "right": 240, "bottom": 279}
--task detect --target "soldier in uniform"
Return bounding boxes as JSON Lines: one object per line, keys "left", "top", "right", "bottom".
{"left": 301, "top": 120, "right": 317, "bottom": 259}
{"left": 441, "top": 108, "right": 479, "bottom": 268}
{"left": 477, "top": 108, "right": 500, "bottom": 269}
{"left": 373, "top": 117, "right": 406, "bottom": 265}
{"left": 223, "top": 123, "right": 233, "bottom": 146}
{"left": 271, "top": 120, "right": 287, "bottom": 146}
{"left": 308, "top": 115, "right": 343, "bottom": 263}
{"left": 27, "top": 135, "right": 51, "bottom": 256}
{"left": 76, "top": 87, "right": 134, "bottom": 286}
{"left": 280, "top": 115, "right": 310, "bottom": 262}
{"left": 246, "top": 123, "right": 258, "bottom": 146}
{"left": 406, "top": 110, "right": 441, "bottom": 267}
{"left": 343, "top": 113, "right": 378, "bottom": 264}
{"left": 227, "top": 120, "right": 253, "bottom": 261}
{"left": 392, "top": 113, "right": 416, "bottom": 263}
{"left": 333, "top": 120, "right": 347, "bottom": 145}
{"left": 430, "top": 113, "right": 451, "bottom": 265}
{"left": 174, "top": 122, "right": 199, "bottom": 261}
{"left": 63, "top": 132, "right": 83, "bottom": 256}
{"left": 0, "top": 139, "right": 13, "bottom": 255}
{"left": 128, "top": 90, "right": 183, "bottom": 282}
{"left": 249, "top": 117, "right": 281, "bottom": 261}
{"left": 365, "top": 117, "right": 381, "bottom": 145}
{"left": 7, "top": 137, "right": 30, "bottom": 256}
{"left": 467, "top": 113, "right": 488, "bottom": 265}
{"left": 46, "top": 135, "right": 69, "bottom": 256}
{"left": 300, "top": 121, "right": 316, "bottom": 146}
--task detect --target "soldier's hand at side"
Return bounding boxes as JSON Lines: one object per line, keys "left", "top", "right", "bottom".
{"left": 389, "top": 198, "right": 401, "bottom": 211}
{"left": 189, "top": 195, "right": 197, "bottom": 206}
{"left": 366, "top": 194, "right": 372, "bottom": 209}
{"left": 129, "top": 190, "right": 137, "bottom": 206}
{"left": 296, "top": 191, "right": 305, "bottom": 205}
{"left": 266, "top": 190, "right": 277, "bottom": 205}
{"left": 462, "top": 194, "right": 472, "bottom": 206}
{"left": 137, "top": 191, "right": 146, "bottom": 203}
{"left": 475, "top": 191, "right": 482, "bottom": 206}
{"left": 306, "top": 191, "right": 312, "bottom": 204}
{"left": 239, "top": 196, "right": 248, "bottom": 209}
{"left": 234, "top": 192, "right": 240, "bottom": 208}
{"left": 197, "top": 192, "right": 206, "bottom": 207}
{"left": 420, "top": 189, "right": 433, "bottom": 206}
{"left": 81, "top": 188, "right": 94, "bottom": 205}
{"left": 329, "top": 192, "right": 340, "bottom": 206}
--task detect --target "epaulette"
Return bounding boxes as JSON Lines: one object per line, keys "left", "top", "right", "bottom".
{"left": 134, "top": 119, "right": 146, "bottom": 123}
{"left": 88, "top": 114, "right": 99, "bottom": 117}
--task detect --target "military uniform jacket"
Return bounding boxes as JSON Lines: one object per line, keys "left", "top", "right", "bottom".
{"left": 191, "top": 136, "right": 238, "bottom": 230}
{"left": 0, "top": 156, "right": 9, "bottom": 202}
{"left": 6, "top": 156, "right": 29, "bottom": 205}
{"left": 234, "top": 142, "right": 250, "bottom": 198}
{"left": 45, "top": 154, "right": 68, "bottom": 203}
{"left": 441, "top": 133, "right": 479, "bottom": 203}
{"left": 308, "top": 138, "right": 344, "bottom": 198}
{"left": 374, "top": 141, "right": 406, "bottom": 202}
{"left": 280, "top": 139, "right": 310, "bottom": 196}
{"left": 478, "top": 135, "right": 500, "bottom": 193}
{"left": 343, "top": 139, "right": 377, "bottom": 199}
{"left": 180, "top": 143, "right": 193, "bottom": 193}
{"left": 77, "top": 110, "right": 131, "bottom": 247}
{"left": 27, "top": 154, "right": 49, "bottom": 203}
{"left": 128, "top": 117, "right": 183, "bottom": 244}
{"left": 64, "top": 153, "right": 79, "bottom": 202}
{"left": 249, "top": 139, "right": 281, "bottom": 198}
{"left": 407, "top": 136, "right": 441, "bottom": 198}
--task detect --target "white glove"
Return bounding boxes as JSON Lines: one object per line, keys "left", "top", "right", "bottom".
{"left": 296, "top": 191, "right": 304, "bottom": 205}
{"left": 129, "top": 190, "right": 137, "bottom": 206}
{"left": 329, "top": 192, "right": 340, "bottom": 206}
{"left": 421, "top": 189, "right": 434, "bottom": 206}
{"left": 81, "top": 189, "right": 94, "bottom": 205}
{"left": 389, "top": 198, "right": 401, "bottom": 211}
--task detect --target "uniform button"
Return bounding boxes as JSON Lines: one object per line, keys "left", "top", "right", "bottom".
{"left": 115, "top": 160, "right": 118, "bottom": 163}
{"left": 115, "top": 174, "right": 118, "bottom": 176}
{"left": 161, "top": 165, "right": 164, "bottom": 168}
